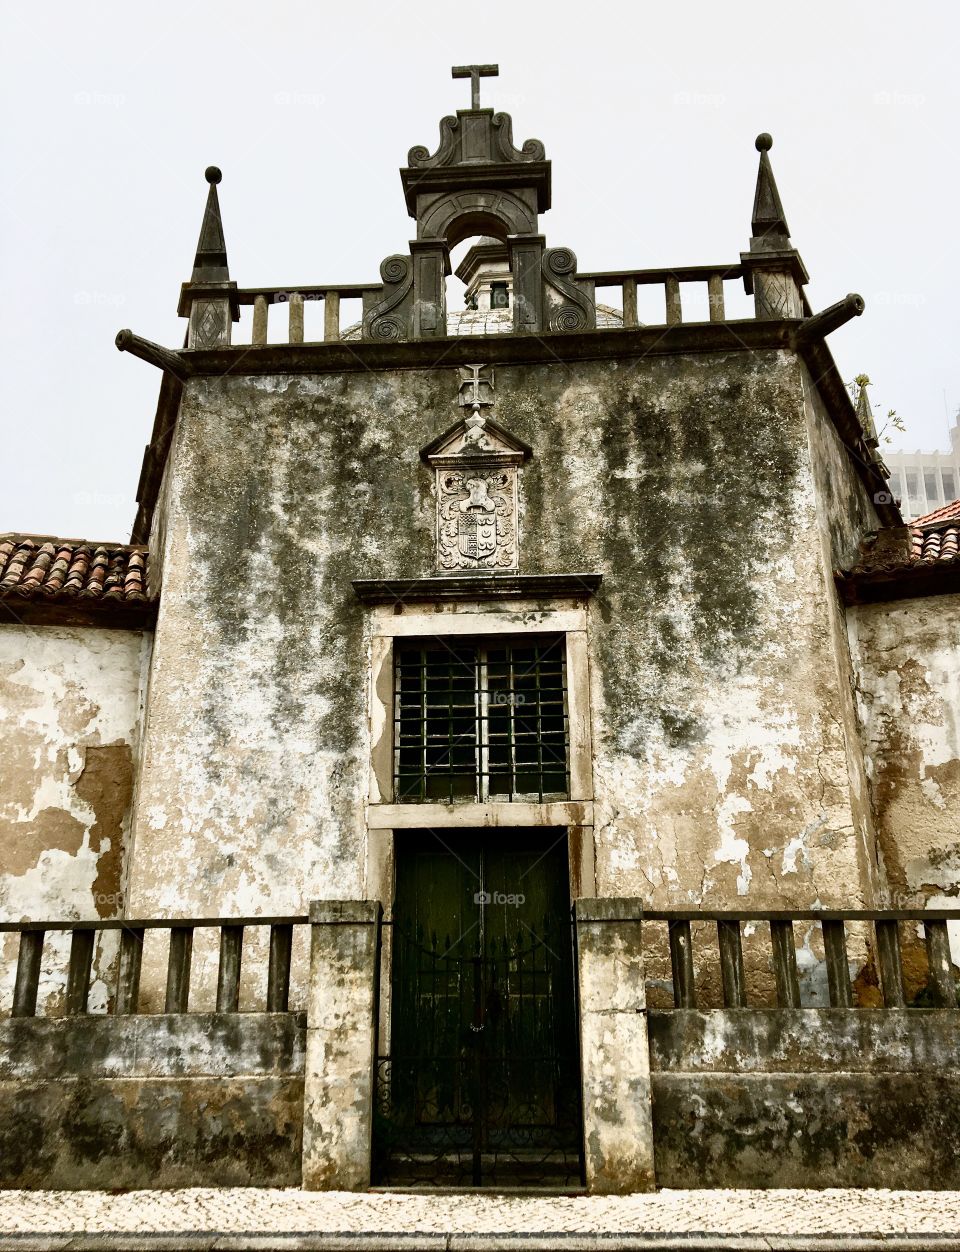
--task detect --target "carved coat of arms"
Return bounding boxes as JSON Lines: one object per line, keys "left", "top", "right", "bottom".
{"left": 420, "top": 366, "right": 530, "bottom": 573}
{"left": 439, "top": 471, "right": 514, "bottom": 568}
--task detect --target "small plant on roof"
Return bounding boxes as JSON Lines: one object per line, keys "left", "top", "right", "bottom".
{"left": 848, "top": 373, "right": 907, "bottom": 445}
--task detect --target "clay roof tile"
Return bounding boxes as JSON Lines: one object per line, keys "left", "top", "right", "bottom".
{"left": 0, "top": 535, "right": 153, "bottom": 614}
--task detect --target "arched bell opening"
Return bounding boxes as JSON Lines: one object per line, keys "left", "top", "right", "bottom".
{"left": 446, "top": 235, "right": 515, "bottom": 332}
{"left": 418, "top": 189, "right": 538, "bottom": 246}
{"left": 443, "top": 212, "right": 511, "bottom": 251}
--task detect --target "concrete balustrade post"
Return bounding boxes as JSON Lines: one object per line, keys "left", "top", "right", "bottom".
{"left": 301, "top": 899, "right": 382, "bottom": 1191}
{"left": 575, "top": 896, "right": 656, "bottom": 1193}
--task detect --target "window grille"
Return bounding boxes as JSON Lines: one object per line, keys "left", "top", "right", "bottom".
{"left": 394, "top": 635, "right": 569, "bottom": 803}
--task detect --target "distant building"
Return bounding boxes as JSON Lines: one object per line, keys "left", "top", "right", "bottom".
{"left": 885, "top": 412, "right": 960, "bottom": 519}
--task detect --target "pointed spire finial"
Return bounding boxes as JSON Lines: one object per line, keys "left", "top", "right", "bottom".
{"left": 740, "top": 132, "right": 809, "bottom": 317}
{"left": 191, "top": 165, "right": 229, "bottom": 283}
{"left": 855, "top": 374, "right": 880, "bottom": 448}
{"left": 178, "top": 164, "right": 238, "bottom": 347}
{"left": 751, "top": 132, "right": 791, "bottom": 247}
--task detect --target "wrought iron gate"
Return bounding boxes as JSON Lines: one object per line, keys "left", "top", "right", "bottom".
{"left": 373, "top": 830, "right": 583, "bottom": 1187}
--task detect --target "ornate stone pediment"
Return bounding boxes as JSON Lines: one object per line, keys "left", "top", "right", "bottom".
{"left": 421, "top": 366, "right": 530, "bottom": 572}
{"left": 421, "top": 415, "right": 530, "bottom": 468}
{"left": 406, "top": 111, "right": 546, "bottom": 170}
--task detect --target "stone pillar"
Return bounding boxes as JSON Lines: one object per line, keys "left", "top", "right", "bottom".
{"left": 411, "top": 238, "right": 450, "bottom": 339}
{"left": 301, "top": 899, "right": 382, "bottom": 1191}
{"left": 740, "top": 252, "right": 808, "bottom": 321}
{"left": 575, "top": 897, "right": 656, "bottom": 1194}
{"left": 508, "top": 233, "right": 545, "bottom": 333}
{"left": 177, "top": 283, "right": 238, "bottom": 349}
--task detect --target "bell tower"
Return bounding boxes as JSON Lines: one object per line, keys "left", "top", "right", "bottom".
{"left": 362, "top": 64, "right": 595, "bottom": 339}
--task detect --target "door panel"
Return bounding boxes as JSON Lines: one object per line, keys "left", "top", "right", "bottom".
{"left": 374, "top": 828, "right": 583, "bottom": 1187}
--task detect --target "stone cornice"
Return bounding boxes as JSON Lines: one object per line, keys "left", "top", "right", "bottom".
{"left": 352, "top": 573, "right": 603, "bottom": 604}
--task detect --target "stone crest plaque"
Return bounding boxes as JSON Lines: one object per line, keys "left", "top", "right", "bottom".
{"left": 420, "top": 365, "right": 530, "bottom": 572}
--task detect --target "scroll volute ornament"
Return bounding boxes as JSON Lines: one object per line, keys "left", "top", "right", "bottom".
{"left": 542, "top": 248, "right": 596, "bottom": 332}
{"left": 362, "top": 255, "right": 414, "bottom": 341}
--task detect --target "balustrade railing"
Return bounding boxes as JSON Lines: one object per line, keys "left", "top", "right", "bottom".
{"left": 9, "top": 906, "right": 944, "bottom": 1019}
{"left": 643, "top": 909, "right": 959, "bottom": 1011}
{"left": 580, "top": 263, "right": 748, "bottom": 327}
{"left": 2, "top": 916, "right": 309, "bottom": 1017}
{"left": 236, "top": 285, "right": 378, "bottom": 345}
{"left": 226, "top": 263, "right": 798, "bottom": 347}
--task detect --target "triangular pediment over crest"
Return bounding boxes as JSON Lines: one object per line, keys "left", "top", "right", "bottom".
{"left": 420, "top": 416, "right": 532, "bottom": 468}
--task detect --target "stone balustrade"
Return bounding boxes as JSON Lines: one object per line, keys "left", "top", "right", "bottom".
{"left": 215, "top": 262, "right": 812, "bottom": 348}
{"left": 642, "top": 906, "right": 958, "bottom": 1010}
{"left": 4, "top": 914, "right": 308, "bottom": 1017}
{"left": 236, "top": 285, "right": 378, "bottom": 345}
{"left": 4, "top": 903, "right": 959, "bottom": 1192}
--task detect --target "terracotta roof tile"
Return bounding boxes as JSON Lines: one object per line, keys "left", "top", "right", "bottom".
{"left": 0, "top": 536, "right": 150, "bottom": 605}
{"left": 838, "top": 503, "right": 960, "bottom": 603}
{"left": 910, "top": 495, "right": 960, "bottom": 568}
{"left": 912, "top": 498, "right": 960, "bottom": 528}
{"left": 910, "top": 523, "right": 960, "bottom": 566}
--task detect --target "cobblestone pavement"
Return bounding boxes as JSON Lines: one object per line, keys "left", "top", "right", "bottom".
{"left": 1, "top": 1188, "right": 959, "bottom": 1238}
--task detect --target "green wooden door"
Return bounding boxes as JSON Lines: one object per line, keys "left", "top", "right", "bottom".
{"left": 374, "top": 829, "right": 583, "bottom": 1186}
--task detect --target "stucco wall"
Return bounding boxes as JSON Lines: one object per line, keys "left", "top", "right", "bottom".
{"left": 129, "top": 346, "right": 872, "bottom": 927}
{"left": 0, "top": 625, "right": 147, "bottom": 1011}
{"left": 850, "top": 592, "right": 960, "bottom": 953}
{"left": 800, "top": 363, "right": 884, "bottom": 905}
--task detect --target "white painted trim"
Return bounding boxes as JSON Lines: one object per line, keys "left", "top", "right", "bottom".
{"left": 367, "top": 801, "right": 594, "bottom": 829}
{"left": 371, "top": 606, "right": 588, "bottom": 638}
{"left": 364, "top": 600, "right": 595, "bottom": 825}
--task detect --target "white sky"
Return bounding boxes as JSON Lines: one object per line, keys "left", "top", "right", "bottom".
{"left": 1, "top": 0, "right": 957, "bottom": 540}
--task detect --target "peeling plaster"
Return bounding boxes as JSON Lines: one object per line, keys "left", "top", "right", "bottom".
{"left": 850, "top": 592, "right": 960, "bottom": 915}
{"left": 0, "top": 625, "right": 146, "bottom": 1010}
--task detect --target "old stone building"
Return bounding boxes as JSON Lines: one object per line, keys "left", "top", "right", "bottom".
{"left": 1, "top": 67, "right": 959, "bottom": 1193}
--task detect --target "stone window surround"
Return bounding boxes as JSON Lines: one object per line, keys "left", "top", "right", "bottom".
{"left": 364, "top": 600, "right": 595, "bottom": 906}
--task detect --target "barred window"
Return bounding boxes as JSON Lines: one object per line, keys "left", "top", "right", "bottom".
{"left": 394, "top": 635, "right": 569, "bottom": 803}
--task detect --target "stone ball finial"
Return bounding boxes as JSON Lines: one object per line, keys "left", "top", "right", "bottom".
{"left": 205, "top": 166, "right": 222, "bottom": 185}
{"left": 755, "top": 133, "right": 773, "bottom": 153}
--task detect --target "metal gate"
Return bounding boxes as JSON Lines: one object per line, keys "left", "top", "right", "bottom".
{"left": 373, "top": 830, "right": 583, "bottom": 1187}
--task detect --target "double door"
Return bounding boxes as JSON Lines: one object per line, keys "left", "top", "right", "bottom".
{"left": 374, "top": 828, "right": 583, "bottom": 1186}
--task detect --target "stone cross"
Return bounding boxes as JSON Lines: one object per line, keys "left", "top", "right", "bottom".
{"left": 452, "top": 64, "right": 499, "bottom": 110}
{"left": 458, "top": 364, "right": 495, "bottom": 409}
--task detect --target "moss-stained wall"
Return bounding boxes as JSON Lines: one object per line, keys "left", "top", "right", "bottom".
{"left": 850, "top": 593, "right": 960, "bottom": 942}
{"left": 0, "top": 625, "right": 147, "bottom": 1011}
{"left": 129, "top": 346, "right": 876, "bottom": 921}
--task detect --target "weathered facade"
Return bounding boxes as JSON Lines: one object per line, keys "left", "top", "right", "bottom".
{"left": 2, "top": 67, "right": 959, "bottom": 1192}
